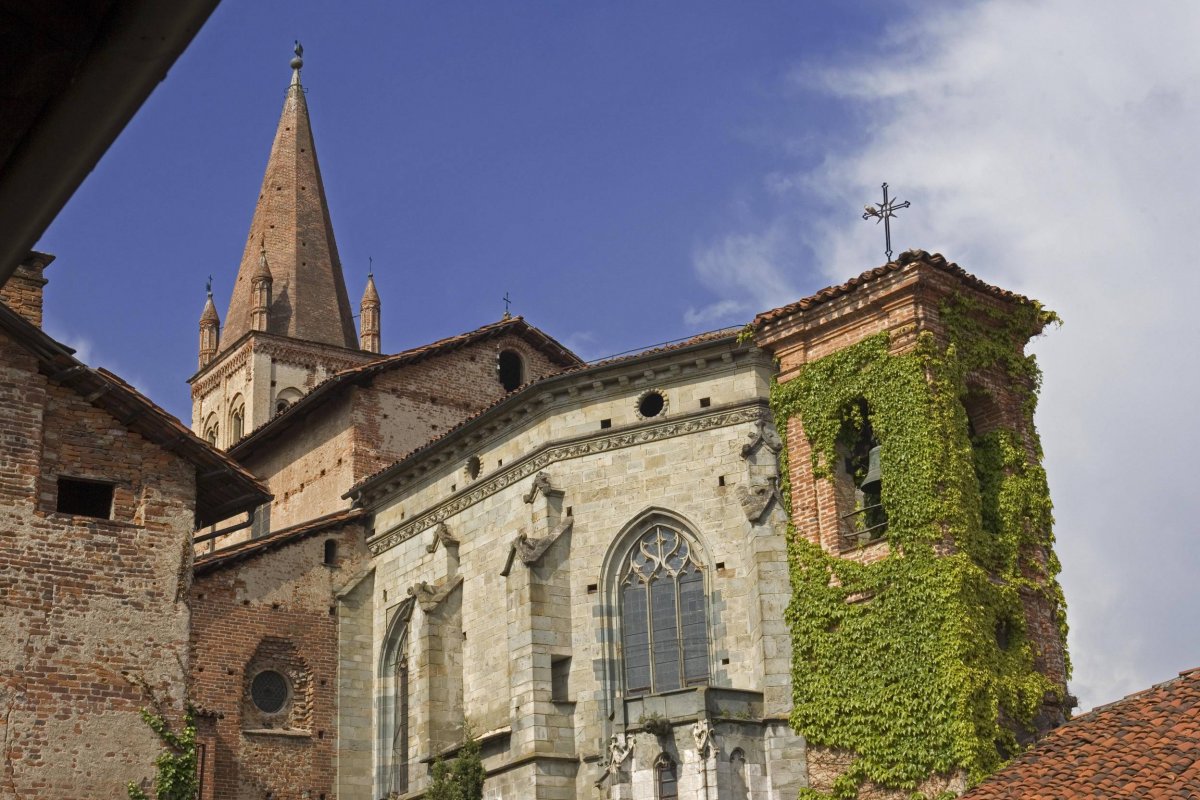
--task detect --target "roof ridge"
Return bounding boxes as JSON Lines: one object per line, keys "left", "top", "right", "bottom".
{"left": 753, "top": 249, "right": 1034, "bottom": 329}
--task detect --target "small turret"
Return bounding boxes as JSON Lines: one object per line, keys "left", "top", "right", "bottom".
{"left": 251, "top": 239, "right": 273, "bottom": 332}
{"left": 359, "top": 270, "right": 381, "bottom": 353}
{"left": 199, "top": 279, "right": 220, "bottom": 368}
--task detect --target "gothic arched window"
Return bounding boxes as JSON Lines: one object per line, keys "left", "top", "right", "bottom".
{"left": 378, "top": 601, "right": 413, "bottom": 796}
{"left": 620, "top": 524, "right": 708, "bottom": 697}
{"left": 655, "top": 753, "right": 679, "bottom": 799}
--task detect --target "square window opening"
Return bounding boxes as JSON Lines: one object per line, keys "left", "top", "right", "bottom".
{"left": 56, "top": 477, "right": 114, "bottom": 519}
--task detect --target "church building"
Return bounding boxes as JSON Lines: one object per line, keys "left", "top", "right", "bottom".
{"left": 181, "top": 52, "right": 1070, "bottom": 800}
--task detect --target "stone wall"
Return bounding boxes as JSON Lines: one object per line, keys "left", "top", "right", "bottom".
{"left": 360, "top": 336, "right": 807, "bottom": 798}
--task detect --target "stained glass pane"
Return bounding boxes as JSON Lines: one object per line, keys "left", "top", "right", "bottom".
{"left": 622, "top": 580, "right": 651, "bottom": 695}
{"left": 679, "top": 565, "right": 708, "bottom": 683}
{"left": 650, "top": 576, "right": 681, "bottom": 691}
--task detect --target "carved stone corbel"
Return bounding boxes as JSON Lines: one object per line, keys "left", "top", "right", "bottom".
{"left": 692, "top": 718, "right": 716, "bottom": 759}
{"left": 501, "top": 515, "right": 574, "bottom": 575}
{"left": 740, "top": 419, "right": 782, "bottom": 458}
{"left": 736, "top": 478, "right": 782, "bottom": 523}
{"left": 426, "top": 522, "right": 459, "bottom": 554}
{"left": 406, "top": 575, "right": 463, "bottom": 612}
{"left": 523, "top": 471, "right": 558, "bottom": 504}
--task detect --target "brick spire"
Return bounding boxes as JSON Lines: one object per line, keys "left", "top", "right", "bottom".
{"left": 222, "top": 47, "right": 357, "bottom": 352}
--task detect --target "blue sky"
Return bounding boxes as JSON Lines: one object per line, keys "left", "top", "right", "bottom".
{"left": 37, "top": 2, "right": 1200, "bottom": 713}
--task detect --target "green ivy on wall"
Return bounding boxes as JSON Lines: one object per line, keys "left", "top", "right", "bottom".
{"left": 770, "top": 297, "right": 1067, "bottom": 799}
{"left": 127, "top": 707, "right": 198, "bottom": 800}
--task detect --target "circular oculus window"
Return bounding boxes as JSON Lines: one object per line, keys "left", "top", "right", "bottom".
{"left": 251, "top": 670, "right": 289, "bottom": 714}
{"left": 637, "top": 389, "right": 667, "bottom": 419}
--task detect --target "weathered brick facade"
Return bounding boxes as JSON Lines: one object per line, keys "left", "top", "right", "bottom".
{"left": 0, "top": 265, "right": 267, "bottom": 798}
{"left": 190, "top": 512, "right": 370, "bottom": 800}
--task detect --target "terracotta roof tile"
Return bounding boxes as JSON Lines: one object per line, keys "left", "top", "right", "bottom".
{"left": 753, "top": 249, "right": 1033, "bottom": 329}
{"left": 194, "top": 507, "right": 367, "bottom": 574}
{"left": 963, "top": 667, "right": 1200, "bottom": 799}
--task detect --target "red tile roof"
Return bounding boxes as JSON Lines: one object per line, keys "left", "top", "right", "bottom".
{"left": 229, "top": 315, "right": 582, "bottom": 457}
{"left": 194, "top": 507, "right": 367, "bottom": 574}
{"left": 753, "top": 249, "right": 1034, "bottom": 328}
{"left": 963, "top": 667, "right": 1200, "bottom": 799}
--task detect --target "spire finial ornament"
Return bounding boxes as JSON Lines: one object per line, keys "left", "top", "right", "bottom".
{"left": 862, "top": 182, "right": 911, "bottom": 262}
{"left": 368, "top": 256, "right": 373, "bottom": 278}
{"left": 290, "top": 40, "right": 304, "bottom": 85}
{"left": 206, "top": 275, "right": 212, "bottom": 296}
{"left": 502, "top": 291, "right": 512, "bottom": 320}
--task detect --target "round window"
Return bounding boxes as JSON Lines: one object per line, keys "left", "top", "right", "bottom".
{"left": 637, "top": 390, "right": 666, "bottom": 418}
{"left": 251, "top": 670, "right": 289, "bottom": 714}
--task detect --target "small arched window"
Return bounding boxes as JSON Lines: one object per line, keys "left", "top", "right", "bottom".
{"left": 620, "top": 524, "right": 708, "bottom": 696}
{"left": 230, "top": 401, "right": 245, "bottom": 442}
{"left": 274, "top": 387, "right": 302, "bottom": 417}
{"left": 835, "top": 398, "right": 886, "bottom": 550}
{"left": 656, "top": 753, "right": 679, "bottom": 800}
{"left": 323, "top": 539, "right": 337, "bottom": 566}
{"left": 730, "top": 747, "right": 749, "bottom": 800}
{"left": 203, "top": 415, "right": 219, "bottom": 447}
{"left": 497, "top": 350, "right": 523, "bottom": 392}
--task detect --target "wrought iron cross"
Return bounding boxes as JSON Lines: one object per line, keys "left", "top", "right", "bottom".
{"left": 502, "top": 291, "right": 512, "bottom": 317}
{"left": 862, "top": 183, "right": 911, "bottom": 262}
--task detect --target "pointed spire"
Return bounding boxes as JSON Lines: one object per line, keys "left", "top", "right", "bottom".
{"left": 199, "top": 279, "right": 220, "bottom": 368}
{"left": 222, "top": 44, "right": 358, "bottom": 352}
{"left": 359, "top": 263, "right": 381, "bottom": 353}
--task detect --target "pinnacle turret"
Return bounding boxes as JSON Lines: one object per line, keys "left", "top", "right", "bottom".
{"left": 359, "top": 270, "right": 381, "bottom": 353}
{"left": 221, "top": 45, "right": 357, "bottom": 352}
{"left": 199, "top": 283, "right": 220, "bottom": 368}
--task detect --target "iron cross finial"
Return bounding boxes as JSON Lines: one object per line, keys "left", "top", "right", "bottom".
{"left": 502, "top": 291, "right": 512, "bottom": 319}
{"left": 862, "top": 182, "right": 911, "bottom": 262}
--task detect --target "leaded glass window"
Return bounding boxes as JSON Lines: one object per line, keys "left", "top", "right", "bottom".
{"left": 620, "top": 525, "right": 708, "bottom": 696}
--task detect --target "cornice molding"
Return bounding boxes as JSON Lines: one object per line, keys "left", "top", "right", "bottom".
{"left": 366, "top": 400, "right": 769, "bottom": 555}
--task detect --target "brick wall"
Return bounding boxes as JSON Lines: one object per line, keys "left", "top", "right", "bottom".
{"left": 0, "top": 327, "right": 196, "bottom": 798}
{"left": 0, "top": 252, "right": 52, "bottom": 328}
{"left": 190, "top": 520, "right": 369, "bottom": 800}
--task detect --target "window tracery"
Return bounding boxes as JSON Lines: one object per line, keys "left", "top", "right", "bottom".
{"left": 620, "top": 524, "right": 708, "bottom": 696}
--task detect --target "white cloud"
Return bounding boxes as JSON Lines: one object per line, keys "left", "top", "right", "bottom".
{"left": 683, "top": 299, "right": 751, "bottom": 329}
{"left": 694, "top": 0, "right": 1200, "bottom": 711}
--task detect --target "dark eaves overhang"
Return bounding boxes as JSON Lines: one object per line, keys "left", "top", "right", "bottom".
{"left": 0, "top": 302, "right": 270, "bottom": 527}
{"left": 0, "top": 0, "right": 220, "bottom": 285}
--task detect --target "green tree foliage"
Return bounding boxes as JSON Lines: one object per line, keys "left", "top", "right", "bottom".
{"left": 771, "top": 298, "right": 1068, "bottom": 799}
{"left": 427, "top": 725, "right": 485, "bottom": 800}
{"left": 127, "top": 707, "right": 198, "bottom": 800}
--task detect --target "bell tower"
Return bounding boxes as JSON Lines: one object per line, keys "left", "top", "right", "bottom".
{"left": 189, "top": 45, "right": 382, "bottom": 449}
{"left": 754, "top": 250, "right": 1070, "bottom": 797}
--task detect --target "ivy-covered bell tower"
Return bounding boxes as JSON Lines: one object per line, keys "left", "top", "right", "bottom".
{"left": 753, "top": 250, "right": 1070, "bottom": 799}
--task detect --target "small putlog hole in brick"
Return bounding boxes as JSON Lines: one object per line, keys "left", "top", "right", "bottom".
{"left": 56, "top": 477, "right": 113, "bottom": 519}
